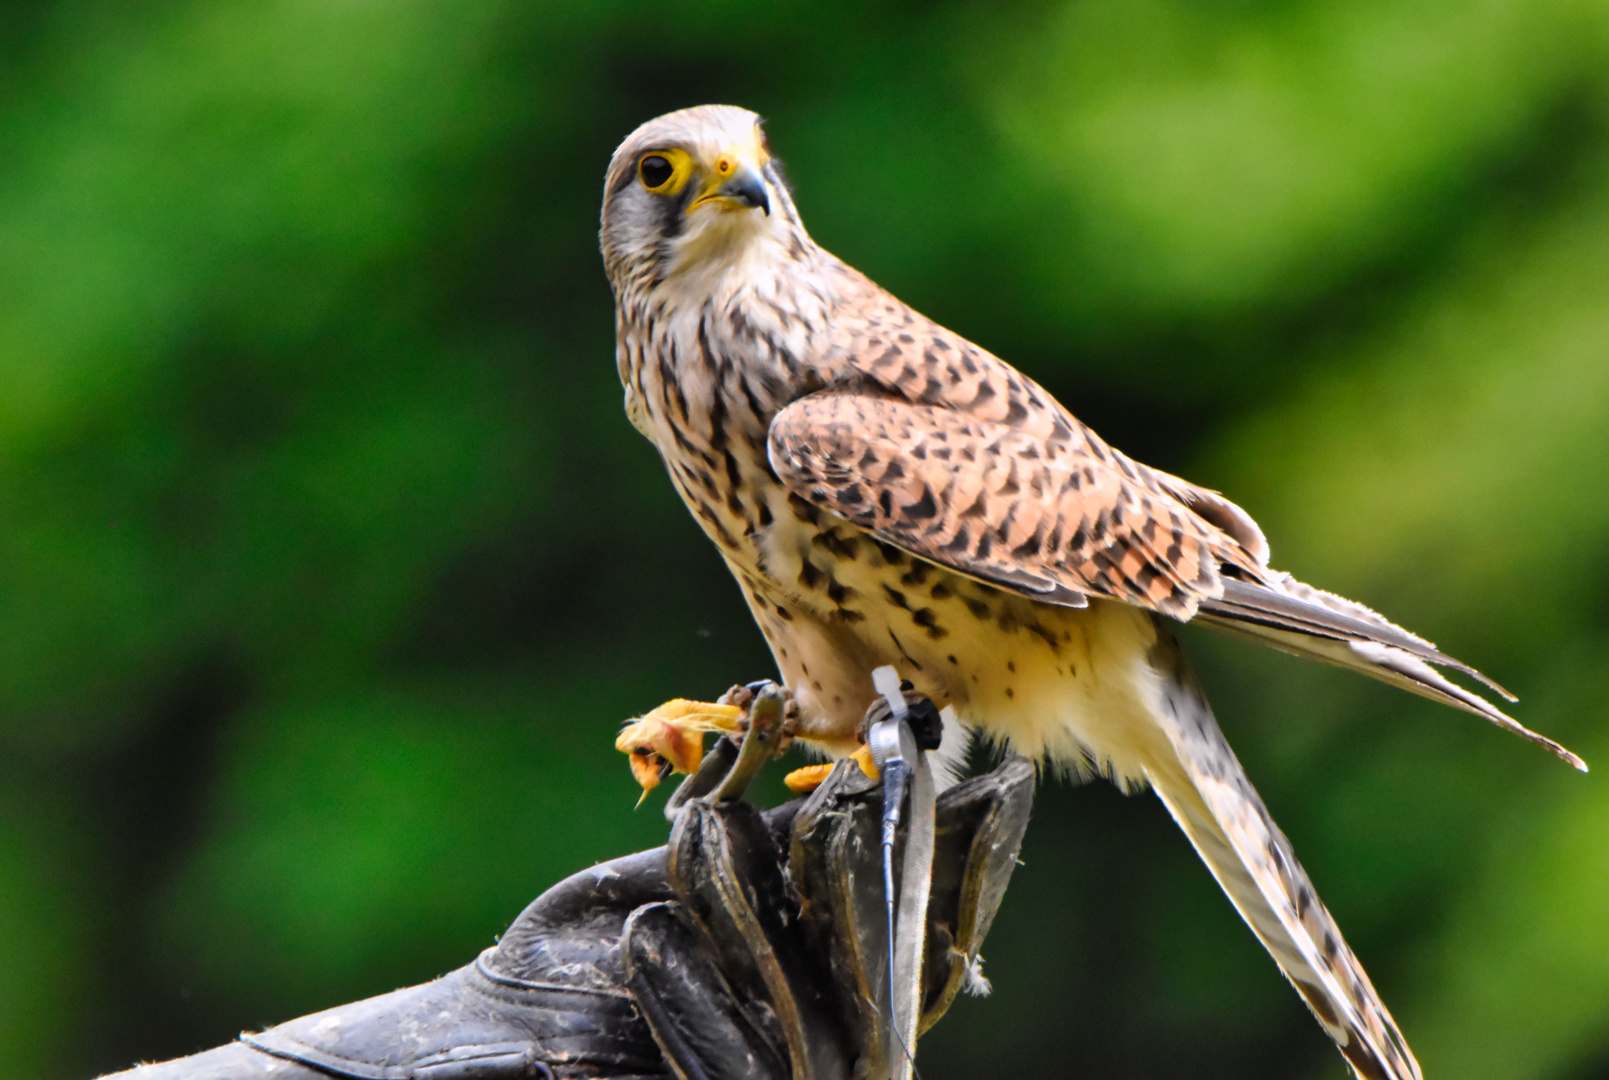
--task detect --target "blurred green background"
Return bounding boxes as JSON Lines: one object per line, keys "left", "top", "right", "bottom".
{"left": 3, "top": 0, "right": 1608, "bottom": 1077}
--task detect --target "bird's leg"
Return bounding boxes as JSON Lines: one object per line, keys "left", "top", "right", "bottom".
{"left": 782, "top": 676, "right": 944, "bottom": 795}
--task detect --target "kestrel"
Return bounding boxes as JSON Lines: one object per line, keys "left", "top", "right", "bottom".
{"left": 599, "top": 104, "right": 1583, "bottom": 1080}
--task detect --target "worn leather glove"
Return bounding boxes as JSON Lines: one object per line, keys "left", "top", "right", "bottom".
{"left": 104, "top": 753, "right": 1032, "bottom": 1080}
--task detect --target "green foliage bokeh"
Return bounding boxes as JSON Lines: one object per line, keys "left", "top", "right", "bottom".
{"left": 3, "top": 1, "right": 1609, "bottom": 1077}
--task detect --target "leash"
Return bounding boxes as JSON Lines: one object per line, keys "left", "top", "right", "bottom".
{"left": 867, "top": 666, "right": 938, "bottom": 1080}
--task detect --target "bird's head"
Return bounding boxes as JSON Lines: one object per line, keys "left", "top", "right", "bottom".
{"left": 600, "top": 105, "right": 802, "bottom": 293}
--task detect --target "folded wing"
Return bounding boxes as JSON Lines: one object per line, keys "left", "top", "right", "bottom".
{"left": 768, "top": 387, "right": 1583, "bottom": 770}
{"left": 768, "top": 388, "right": 1247, "bottom": 618}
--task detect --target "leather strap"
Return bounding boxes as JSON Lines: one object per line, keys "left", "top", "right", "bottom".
{"left": 868, "top": 666, "right": 938, "bottom": 1080}
{"left": 892, "top": 735, "right": 935, "bottom": 1080}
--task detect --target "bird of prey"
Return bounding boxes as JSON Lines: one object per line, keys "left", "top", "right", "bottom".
{"left": 599, "top": 104, "right": 1583, "bottom": 1080}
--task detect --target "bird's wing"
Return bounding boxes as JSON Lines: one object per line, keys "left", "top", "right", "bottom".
{"left": 767, "top": 388, "right": 1244, "bottom": 620}
{"left": 769, "top": 387, "right": 1584, "bottom": 770}
{"left": 1145, "top": 625, "right": 1423, "bottom": 1080}
{"left": 1147, "top": 467, "right": 1271, "bottom": 565}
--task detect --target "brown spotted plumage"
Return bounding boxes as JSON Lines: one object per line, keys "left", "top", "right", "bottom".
{"left": 600, "top": 104, "right": 1584, "bottom": 1080}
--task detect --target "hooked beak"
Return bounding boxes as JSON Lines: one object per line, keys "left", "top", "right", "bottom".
{"left": 719, "top": 168, "right": 771, "bottom": 215}
{"left": 691, "top": 159, "right": 771, "bottom": 217}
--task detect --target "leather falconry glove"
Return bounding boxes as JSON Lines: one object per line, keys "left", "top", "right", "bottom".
{"left": 103, "top": 724, "right": 1033, "bottom": 1080}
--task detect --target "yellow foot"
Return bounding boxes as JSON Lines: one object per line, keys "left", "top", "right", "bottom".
{"left": 782, "top": 746, "right": 880, "bottom": 794}
{"left": 782, "top": 763, "right": 834, "bottom": 793}
{"left": 616, "top": 699, "right": 744, "bottom": 805}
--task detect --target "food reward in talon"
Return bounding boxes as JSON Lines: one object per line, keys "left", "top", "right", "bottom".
{"left": 615, "top": 695, "right": 882, "bottom": 799}
{"left": 600, "top": 103, "right": 1584, "bottom": 1080}
{"left": 615, "top": 698, "right": 743, "bottom": 801}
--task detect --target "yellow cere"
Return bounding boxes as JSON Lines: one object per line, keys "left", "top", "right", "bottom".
{"left": 686, "top": 125, "right": 769, "bottom": 213}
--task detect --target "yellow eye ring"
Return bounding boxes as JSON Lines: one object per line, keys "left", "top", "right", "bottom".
{"left": 638, "top": 148, "right": 693, "bottom": 195}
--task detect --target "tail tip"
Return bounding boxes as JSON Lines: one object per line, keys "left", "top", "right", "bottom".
{"left": 1552, "top": 743, "right": 1589, "bottom": 773}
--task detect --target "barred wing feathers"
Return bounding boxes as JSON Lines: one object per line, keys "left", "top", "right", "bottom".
{"left": 767, "top": 387, "right": 1583, "bottom": 770}
{"left": 768, "top": 389, "right": 1240, "bottom": 619}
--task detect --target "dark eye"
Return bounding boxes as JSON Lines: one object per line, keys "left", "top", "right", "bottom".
{"left": 639, "top": 154, "right": 675, "bottom": 190}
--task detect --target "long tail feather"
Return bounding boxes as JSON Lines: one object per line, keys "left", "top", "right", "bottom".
{"left": 1144, "top": 623, "right": 1423, "bottom": 1080}
{"left": 1199, "top": 577, "right": 1586, "bottom": 771}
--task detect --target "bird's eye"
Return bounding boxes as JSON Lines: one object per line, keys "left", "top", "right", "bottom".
{"left": 639, "top": 155, "right": 676, "bottom": 191}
